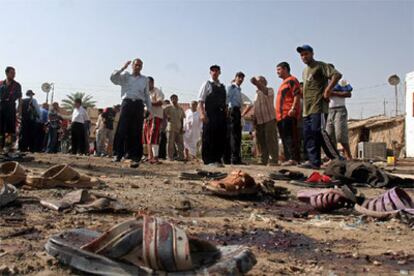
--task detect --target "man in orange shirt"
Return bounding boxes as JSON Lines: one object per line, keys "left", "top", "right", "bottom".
{"left": 275, "top": 62, "right": 301, "bottom": 165}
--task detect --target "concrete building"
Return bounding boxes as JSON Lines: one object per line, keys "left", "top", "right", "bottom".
{"left": 406, "top": 71, "right": 414, "bottom": 157}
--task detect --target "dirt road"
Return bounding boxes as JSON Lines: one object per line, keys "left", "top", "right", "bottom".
{"left": 0, "top": 153, "right": 413, "bottom": 275}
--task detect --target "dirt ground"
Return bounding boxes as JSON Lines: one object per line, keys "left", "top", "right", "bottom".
{"left": 0, "top": 153, "right": 413, "bottom": 275}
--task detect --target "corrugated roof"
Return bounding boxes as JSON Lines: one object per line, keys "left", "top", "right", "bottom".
{"left": 348, "top": 115, "right": 404, "bottom": 130}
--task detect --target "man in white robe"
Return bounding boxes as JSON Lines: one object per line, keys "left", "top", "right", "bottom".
{"left": 184, "top": 101, "right": 202, "bottom": 160}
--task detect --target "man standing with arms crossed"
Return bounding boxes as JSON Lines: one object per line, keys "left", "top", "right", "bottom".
{"left": 0, "top": 67, "right": 22, "bottom": 153}
{"left": 297, "top": 45, "right": 342, "bottom": 169}
{"left": 110, "top": 59, "right": 152, "bottom": 168}
{"left": 198, "top": 65, "right": 227, "bottom": 167}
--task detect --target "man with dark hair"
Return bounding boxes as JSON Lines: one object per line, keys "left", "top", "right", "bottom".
{"left": 71, "top": 98, "right": 89, "bottom": 154}
{"left": 297, "top": 44, "right": 342, "bottom": 169}
{"left": 226, "top": 71, "right": 251, "bottom": 164}
{"left": 198, "top": 65, "right": 227, "bottom": 167}
{"left": 164, "top": 94, "right": 185, "bottom": 161}
{"left": 19, "top": 90, "right": 40, "bottom": 152}
{"left": 143, "top": 76, "right": 165, "bottom": 164}
{"left": 110, "top": 58, "right": 152, "bottom": 168}
{"left": 276, "top": 62, "right": 302, "bottom": 165}
{"left": 0, "top": 66, "right": 22, "bottom": 152}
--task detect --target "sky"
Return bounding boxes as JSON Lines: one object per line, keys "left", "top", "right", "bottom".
{"left": 1, "top": 0, "right": 413, "bottom": 119}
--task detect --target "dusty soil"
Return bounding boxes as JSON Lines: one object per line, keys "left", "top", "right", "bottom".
{"left": 0, "top": 153, "right": 413, "bottom": 275}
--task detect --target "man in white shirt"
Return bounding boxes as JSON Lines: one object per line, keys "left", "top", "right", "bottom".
{"left": 143, "top": 77, "right": 164, "bottom": 164}
{"left": 71, "top": 98, "right": 89, "bottom": 154}
{"left": 110, "top": 58, "right": 152, "bottom": 167}
{"left": 184, "top": 101, "right": 202, "bottom": 160}
{"left": 198, "top": 65, "right": 227, "bottom": 167}
{"left": 326, "top": 79, "right": 353, "bottom": 160}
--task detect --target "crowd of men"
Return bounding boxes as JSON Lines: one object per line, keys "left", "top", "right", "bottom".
{"left": 0, "top": 44, "right": 353, "bottom": 169}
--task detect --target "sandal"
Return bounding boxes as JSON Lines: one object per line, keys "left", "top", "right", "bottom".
{"left": 0, "top": 161, "right": 26, "bottom": 185}
{"left": 269, "top": 169, "right": 305, "bottom": 181}
{"left": 0, "top": 181, "right": 18, "bottom": 208}
{"left": 45, "top": 215, "right": 256, "bottom": 275}
{"left": 40, "top": 189, "right": 126, "bottom": 212}
{"left": 25, "top": 164, "right": 98, "bottom": 189}
{"left": 297, "top": 186, "right": 356, "bottom": 212}
{"left": 354, "top": 187, "right": 414, "bottom": 218}
{"left": 204, "top": 170, "right": 258, "bottom": 196}
{"left": 290, "top": 171, "right": 341, "bottom": 188}
{"left": 179, "top": 170, "right": 227, "bottom": 181}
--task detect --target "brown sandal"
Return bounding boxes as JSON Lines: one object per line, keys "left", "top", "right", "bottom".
{"left": 0, "top": 161, "right": 26, "bottom": 185}
{"left": 25, "top": 164, "right": 98, "bottom": 189}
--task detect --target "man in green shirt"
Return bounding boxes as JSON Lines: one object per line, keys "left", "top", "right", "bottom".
{"left": 297, "top": 45, "right": 342, "bottom": 169}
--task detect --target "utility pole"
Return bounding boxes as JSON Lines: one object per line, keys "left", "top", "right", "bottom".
{"left": 383, "top": 99, "right": 386, "bottom": 116}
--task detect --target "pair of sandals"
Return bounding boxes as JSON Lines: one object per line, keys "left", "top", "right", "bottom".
{"left": 297, "top": 185, "right": 414, "bottom": 219}
{"left": 45, "top": 215, "right": 256, "bottom": 275}
{"left": 0, "top": 161, "right": 98, "bottom": 189}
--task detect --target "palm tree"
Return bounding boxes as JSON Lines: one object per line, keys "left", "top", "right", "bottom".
{"left": 61, "top": 92, "right": 96, "bottom": 111}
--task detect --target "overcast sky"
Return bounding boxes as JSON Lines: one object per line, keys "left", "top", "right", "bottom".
{"left": 1, "top": 0, "right": 413, "bottom": 119}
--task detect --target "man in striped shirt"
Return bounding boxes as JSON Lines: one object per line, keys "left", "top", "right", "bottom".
{"left": 245, "top": 76, "right": 279, "bottom": 165}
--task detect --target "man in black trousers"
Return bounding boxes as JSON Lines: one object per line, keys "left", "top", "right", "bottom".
{"left": 198, "top": 65, "right": 227, "bottom": 167}
{"left": 110, "top": 58, "right": 152, "bottom": 168}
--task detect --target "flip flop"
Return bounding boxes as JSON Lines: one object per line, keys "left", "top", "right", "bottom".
{"left": 25, "top": 164, "right": 98, "bottom": 189}
{"left": 290, "top": 172, "right": 341, "bottom": 188}
{"left": 0, "top": 161, "right": 27, "bottom": 185}
{"left": 297, "top": 186, "right": 356, "bottom": 212}
{"left": 0, "top": 182, "right": 18, "bottom": 208}
{"left": 354, "top": 187, "right": 414, "bottom": 218}
{"left": 268, "top": 169, "right": 305, "bottom": 181}
{"left": 179, "top": 170, "right": 227, "bottom": 181}
{"left": 204, "top": 170, "right": 258, "bottom": 197}
{"left": 45, "top": 215, "right": 256, "bottom": 275}
{"left": 40, "top": 189, "right": 126, "bottom": 213}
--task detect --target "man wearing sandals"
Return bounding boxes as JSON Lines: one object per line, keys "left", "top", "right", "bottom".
{"left": 110, "top": 59, "right": 152, "bottom": 168}
{"left": 297, "top": 45, "right": 342, "bottom": 169}
{"left": 198, "top": 65, "right": 227, "bottom": 167}
{"left": 275, "top": 62, "right": 302, "bottom": 166}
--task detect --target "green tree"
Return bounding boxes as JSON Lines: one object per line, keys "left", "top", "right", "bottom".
{"left": 61, "top": 92, "right": 96, "bottom": 112}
